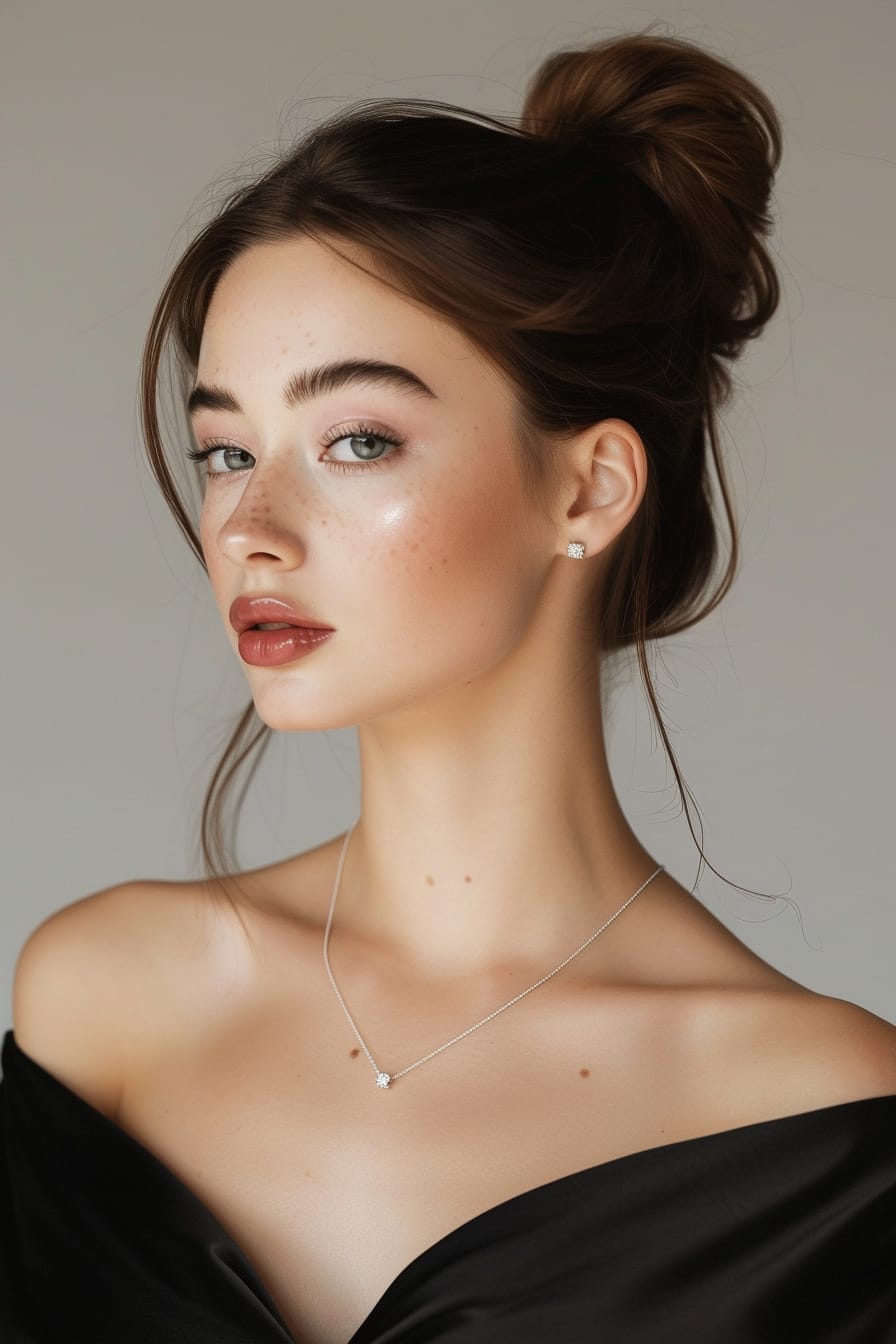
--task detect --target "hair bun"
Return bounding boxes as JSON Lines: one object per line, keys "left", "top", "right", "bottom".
{"left": 521, "top": 32, "right": 782, "bottom": 358}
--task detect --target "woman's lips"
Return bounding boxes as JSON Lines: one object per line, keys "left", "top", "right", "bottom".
{"left": 237, "top": 625, "right": 335, "bottom": 666}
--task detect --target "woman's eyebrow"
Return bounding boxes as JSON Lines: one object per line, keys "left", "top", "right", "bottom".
{"left": 187, "top": 358, "right": 438, "bottom": 418}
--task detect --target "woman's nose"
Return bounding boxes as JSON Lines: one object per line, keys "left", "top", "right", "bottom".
{"left": 213, "top": 474, "right": 308, "bottom": 570}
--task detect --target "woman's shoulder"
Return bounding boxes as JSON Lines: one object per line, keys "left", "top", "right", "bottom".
{"left": 616, "top": 872, "right": 896, "bottom": 1112}
{"left": 673, "top": 978, "right": 896, "bottom": 1132}
{"left": 8, "top": 835, "right": 343, "bottom": 1115}
{"left": 9, "top": 868, "right": 279, "bottom": 1122}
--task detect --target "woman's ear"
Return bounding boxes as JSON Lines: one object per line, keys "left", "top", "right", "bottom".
{"left": 556, "top": 418, "right": 648, "bottom": 560}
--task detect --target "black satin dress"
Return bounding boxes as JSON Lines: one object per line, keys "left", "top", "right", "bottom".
{"left": 2, "top": 1027, "right": 895, "bottom": 1343}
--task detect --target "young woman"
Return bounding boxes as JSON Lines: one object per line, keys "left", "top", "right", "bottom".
{"left": 3, "top": 30, "right": 895, "bottom": 1344}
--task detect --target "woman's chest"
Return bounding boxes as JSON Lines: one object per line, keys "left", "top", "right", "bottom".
{"left": 115, "top": 988, "right": 716, "bottom": 1344}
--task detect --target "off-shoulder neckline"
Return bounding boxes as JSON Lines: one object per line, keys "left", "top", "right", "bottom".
{"left": 3, "top": 1026, "right": 895, "bottom": 1344}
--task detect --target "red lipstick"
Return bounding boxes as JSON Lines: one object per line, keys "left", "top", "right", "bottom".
{"left": 229, "top": 595, "right": 335, "bottom": 667}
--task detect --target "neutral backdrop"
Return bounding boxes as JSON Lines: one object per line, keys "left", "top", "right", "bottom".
{"left": 2, "top": 0, "right": 894, "bottom": 1026}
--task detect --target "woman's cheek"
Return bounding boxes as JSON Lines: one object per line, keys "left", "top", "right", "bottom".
{"left": 380, "top": 493, "right": 529, "bottom": 651}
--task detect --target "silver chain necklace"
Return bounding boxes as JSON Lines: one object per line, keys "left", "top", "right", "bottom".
{"left": 322, "top": 819, "right": 665, "bottom": 1090}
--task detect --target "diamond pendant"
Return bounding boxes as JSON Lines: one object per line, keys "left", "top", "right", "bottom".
{"left": 375, "top": 1072, "right": 392, "bottom": 1089}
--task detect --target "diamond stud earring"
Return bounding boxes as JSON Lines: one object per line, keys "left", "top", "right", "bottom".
{"left": 567, "top": 541, "right": 586, "bottom": 559}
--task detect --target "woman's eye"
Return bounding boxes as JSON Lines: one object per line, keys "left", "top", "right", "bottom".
{"left": 320, "top": 425, "right": 404, "bottom": 473}
{"left": 185, "top": 444, "right": 253, "bottom": 478}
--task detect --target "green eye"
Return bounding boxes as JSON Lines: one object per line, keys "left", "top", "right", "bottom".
{"left": 320, "top": 425, "right": 404, "bottom": 472}
{"left": 185, "top": 443, "right": 253, "bottom": 478}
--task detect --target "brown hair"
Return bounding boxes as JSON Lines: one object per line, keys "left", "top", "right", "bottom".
{"left": 140, "top": 30, "right": 794, "bottom": 915}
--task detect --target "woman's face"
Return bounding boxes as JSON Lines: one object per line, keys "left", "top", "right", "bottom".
{"left": 190, "top": 235, "right": 563, "bottom": 731}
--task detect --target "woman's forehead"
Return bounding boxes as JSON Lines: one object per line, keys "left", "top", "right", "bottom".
{"left": 197, "top": 237, "right": 511, "bottom": 409}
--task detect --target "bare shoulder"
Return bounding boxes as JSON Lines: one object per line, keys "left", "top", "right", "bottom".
{"left": 11, "top": 876, "right": 246, "bottom": 1119}
{"left": 683, "top": 982, "right": 896, "bottom": 1124}
{"left": 778, "top": 991, "right": 896, "bottom": 1100}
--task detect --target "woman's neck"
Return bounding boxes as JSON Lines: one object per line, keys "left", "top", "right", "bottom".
{"left": 336, "top": 670, "right": 659, "bottom": 980}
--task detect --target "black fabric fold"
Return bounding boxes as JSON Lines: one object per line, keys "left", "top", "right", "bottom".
{"left": 0, "top": 1030, "right": 293, "bottom": 1343}
{"left": 2, "top": 1026, "right": 895, "bottom": 1343}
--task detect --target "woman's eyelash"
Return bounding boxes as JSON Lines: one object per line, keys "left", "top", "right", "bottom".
{"left": 184, "top": 443, "right": 253, "bottom": 478}
{"left": 185, "top": 423, "right": 405, "bottom": 480}
{"left": 320, "top": 423, "right": 405, "bottom": 473}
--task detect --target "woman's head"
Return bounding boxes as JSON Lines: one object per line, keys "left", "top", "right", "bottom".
{"left": 190, "top": 233, "right": 646, "bottom": 734}
{"left": 140, "top": 30, "right": 782, "bottom": 886}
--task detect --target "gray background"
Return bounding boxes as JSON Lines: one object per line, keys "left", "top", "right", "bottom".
{"left": 2, "top": 1, "right": 894, "bottom": 1025}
